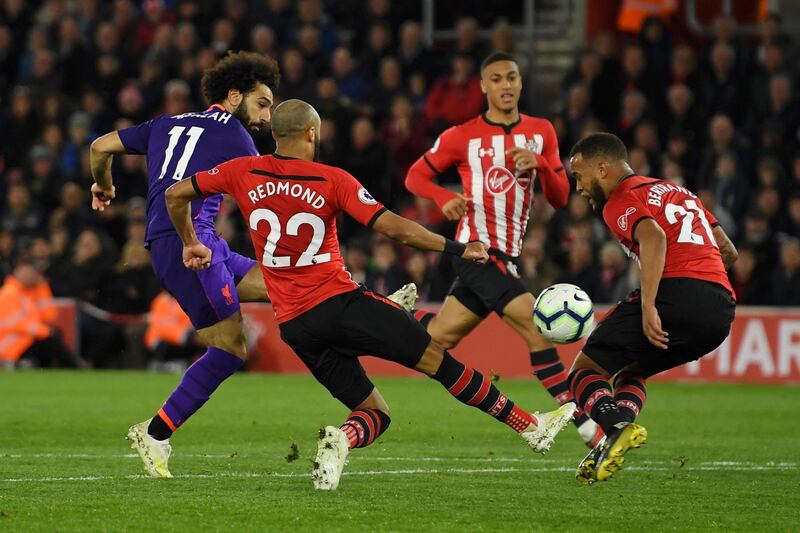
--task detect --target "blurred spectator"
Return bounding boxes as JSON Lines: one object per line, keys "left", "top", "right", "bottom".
{"left": 133, "top": 0, "right": 176, "bottom": 57}
{"left": 365, "top": 240, "right": 411, "bottom": 295}
{"left": 0, "top": 231, "right": 15, "bottom": 280}
{"left": 26, "top": 145, "right": 63, "bottom": 212}
{"left": 701, "top": 41, "right": 745, "bottom": 124}
{"left": 57, "top": 16, "right": 90, "bottom": 98}
{"left": 729, "top": 245, "right": 768, "bottom": 305}
{"left": 425, "top": 54, "right": 484, "bottom": 133}
{"left": 662, "top": 83, "right": 705, "bottom": 146}
{"left": 556, "top": 238, "right": 600, "bottom": 299}
{"left": 250, "top": 24, "right": 277, "bottom": 59}
{"left": 145, "top": 291, "right": 203, "bottom": 371}
{"left": 749, "top": 43, "right": 786, "bottom": 120}
{"left": 0, "top": 262, "right": 80, "bottom": 368}
{"left": 47, "top": 228, "right": 115, "bottom": 303}
{"left": 453, "top": 17, "right": 490, "bottom": 66}
{"left": 61, "top": 111, "right": 95, "bottom": 177}
{"left": 561, "top": 82, "right": 594, "bottom": 149}
{"left": 697, "top": 188, "right": 737, "bottom": 240}
{"left": 595, "top": 241, "right": 631, "bottom": 304}
{"left": 697, "top": 114, "right": 750, "bottom": 188}
{"left": 162, "top": 79, "right": 192, "bottom": 116}
{"left": 563, "top": 49, "right": 617, "bottom": 128}
{"left": 669, "top": 44, "right": 703, "bottom": 96}
{"left": 617, "top": 89, "right": 648, "bottom": 145}
{"left": 406, "top": 250, "right": 433, "bottom": 300}
{"left": 742, "top": 209, "right": 778, "bottom": 273}
{"left": 3, "top": 86, "right": 39, "bottom": 169}
{"left": 364, "top": 56, "right": 405, "bottom": 122}
{"left": 250, "top": 0, "right": 293, "bottom": 45}
{"left": 620, "top": 45, "right": 662, "bottom": 109}
{"left": 330, "top": 46, "right": 366, "bottom": 103}
{"left": 785, "top": 193, "right": 800, "bottom": 237}
{"left": 2, "top": 184, "right": 42, "bottom": 239}
{"left": 639, "top": 17, "right": 671, "bottom": 89}
{"left": 770, "top": 238, "right": 800, "bottom": 305}
{"left": 381, "top": 94, "right": 429, "bottom": 183}
{"left": 344, "top": 241, "right": 370, "bottom": 285}
{"left": 279, "top": 48, "right": 316, "bottom": 103}
{"left": 519, "top": 237, "right": 560, "bottom": 299}
{"left": 314, "top": 76, "right": 356, "bottom": 147}
{"left": 360, "top": 21, "right": 394, "bottom": 80}
{"left": 397, "top": 20, "right": 436, "bottom": 82}
{"left": 344, "top": 117, "right": 392, "bottom": 203}
{"left": 288, "top": 0, "right": 339, "bottom": 54}
{"left": 296, "top": 25, "right": 327, "bottom": 74}
{"left": 701, "top": 150, "right": 748, "bottom": 219}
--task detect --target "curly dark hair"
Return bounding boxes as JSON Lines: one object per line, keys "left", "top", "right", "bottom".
{"left": 201, "top": 51, "right": 280, "bottom": 104}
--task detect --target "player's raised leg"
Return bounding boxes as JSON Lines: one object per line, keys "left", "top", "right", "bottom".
{"left": 502, "top": 293, "right": 604, "bottom": 447}
{"left": 416, "top": 341, "right": 576, "bottom": 453}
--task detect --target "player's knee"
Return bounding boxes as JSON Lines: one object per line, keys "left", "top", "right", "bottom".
{"left": 414, "top": 341, "right": 445, "bottom": 376}
{"left": 430, "top": 328, "right": 461, "bottom": 350}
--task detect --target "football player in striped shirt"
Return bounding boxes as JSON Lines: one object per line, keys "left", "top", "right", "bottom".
{"left": 406, "top": 52, "right": 603, "bottom": 448}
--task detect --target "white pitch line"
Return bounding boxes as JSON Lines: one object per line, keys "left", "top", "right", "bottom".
{"left": 3, "top": 453, "right": 797, "bottom": 469}
{"left": 0, "top": 463, "right": 796, "bottom": 483}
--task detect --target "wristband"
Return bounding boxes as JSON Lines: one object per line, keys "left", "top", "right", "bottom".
{"left": 443, "top": 239, "right": 467, "bottom": 256}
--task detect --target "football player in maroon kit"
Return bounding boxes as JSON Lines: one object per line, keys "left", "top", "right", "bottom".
{"left": 165, "top": 99, "right": 577, "bottom": 490}
{"left": 406, "top": 52, "right": 602, "bottom": 447}
{"left": 568, "top": 132, "right": 738, "bottom": 483}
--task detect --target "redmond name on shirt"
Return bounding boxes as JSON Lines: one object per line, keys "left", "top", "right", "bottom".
{"left": 246, "top": 180, "right": 326, "bottom": 209}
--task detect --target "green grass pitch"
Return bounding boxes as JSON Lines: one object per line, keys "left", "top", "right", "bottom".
{"left": 1, "top": 371, "right": 798, "bottom": 532}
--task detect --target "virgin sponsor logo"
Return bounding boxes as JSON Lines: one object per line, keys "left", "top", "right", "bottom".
{"left": 484, "top": 165, "right": 516, "bottom": 196}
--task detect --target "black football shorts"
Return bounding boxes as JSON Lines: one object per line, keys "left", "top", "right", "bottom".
{"left": 449, "top": 248, "right": 529, "bottom": 318}
{"left": 582, "top": 278, "right": 735, "bottom": 377}
{"left": 278, "top": 286, "right": 431, "bottom": 409}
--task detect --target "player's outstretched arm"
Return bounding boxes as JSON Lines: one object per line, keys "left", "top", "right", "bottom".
{"left": 634, "top": 218, "right": 669, "bottom": 350}
{"left": 89, "top": 131, "right": 126, "bottom": 211}
{"left": 371, "top": 210, "right": 488, "bottom": 263}
{"left": 405, "top": 157, "right": 463, "bottom": 219}
{"left": 713, "top": 225, "right": 739, "bottom": 269}
{"left": 165, "top": 179, "right": 212, "bottom": 271}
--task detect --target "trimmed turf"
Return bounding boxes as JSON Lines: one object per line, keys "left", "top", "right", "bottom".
{"left": 1, "top": 371, "right": 798, "bottom": 532}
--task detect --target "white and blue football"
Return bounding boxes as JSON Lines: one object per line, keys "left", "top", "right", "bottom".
{"left": 533, "top": 283, "right": 595, "bottom": 344}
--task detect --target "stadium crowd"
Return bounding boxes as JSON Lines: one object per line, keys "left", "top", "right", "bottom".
{"left": 0, "top": 0, "right": 799, "bottom": 368}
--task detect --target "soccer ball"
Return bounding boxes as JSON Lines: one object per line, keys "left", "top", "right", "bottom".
{"left": 533, "top": 283, "right": 595, "bottom": 344}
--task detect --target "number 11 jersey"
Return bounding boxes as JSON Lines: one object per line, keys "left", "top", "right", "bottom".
{"left": 193, "top": 154, "right": 386, "bottom": 322}
{"left": 118, "top": 104, "right": 258, "bottom": 245}
{"left": 603, "top": 175, "right": 734, "bottom": 297}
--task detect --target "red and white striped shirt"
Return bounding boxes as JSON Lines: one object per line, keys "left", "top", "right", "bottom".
{"left": 406, "top": 114, "right": 569, "bottom": 257}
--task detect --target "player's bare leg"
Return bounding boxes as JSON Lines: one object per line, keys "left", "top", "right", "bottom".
{"left": 569, "top": 352, "right": 647, "bottom": 483}
{"left": 236, "top": 264, "right": 269, "bottom": 303}
{"left": 128, "top": 312, "right": 248, "bottom": 477}
{"left": 421, "top": 295, "right": 483, "bottom": 349}
{"left": 502, "top": 293, "right": 604, "bottom": 447}
{"left": 314, "top": 389, "right": 391, "bottom": 490}
{"left": 415, "top": 341, "right": 575, "bottom": 453}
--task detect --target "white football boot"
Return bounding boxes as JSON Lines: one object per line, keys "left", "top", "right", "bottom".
{"left": 386, "top": 283, "right": 418, "bottom": 311}
{"left": 312, "top": 426, "right": 350, "bottom": 490}
{"left": 520, "top": 402, "right": 577, "bottom": 454}
{"left": 127, "top": 420, "right": 173, "bottom": 478}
